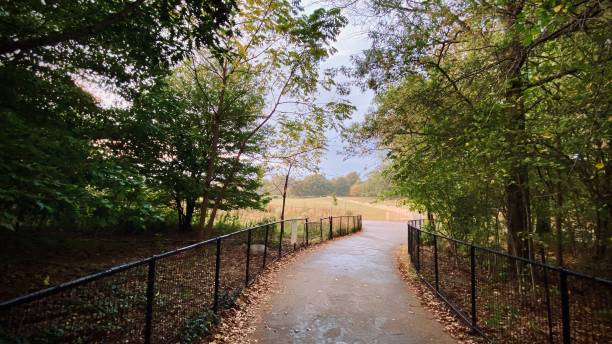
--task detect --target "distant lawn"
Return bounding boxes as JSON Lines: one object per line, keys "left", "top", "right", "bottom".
{"left": 231, "top": 196, "right": 422, "bottom": 221}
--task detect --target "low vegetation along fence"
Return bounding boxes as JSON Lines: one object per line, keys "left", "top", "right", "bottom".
{"left": 0, "top": 215, "right": 362, "bottom": 343}
{"left": 406, "top": 220, "right": 612, "bottom": 344}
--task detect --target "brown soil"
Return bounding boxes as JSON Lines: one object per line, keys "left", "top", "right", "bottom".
{"left": 0, "top": 228, "right": 218, "bottom": 301}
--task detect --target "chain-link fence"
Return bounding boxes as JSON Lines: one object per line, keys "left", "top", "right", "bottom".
{"left": 0, "top": 216, "right": 362, "bottom": 343}
{"left": 407, "top": 222, "right": 612, "bottom": 344}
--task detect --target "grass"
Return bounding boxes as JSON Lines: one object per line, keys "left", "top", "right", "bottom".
{"left": 229, "top": 196, "right": 421, "bottom": 222}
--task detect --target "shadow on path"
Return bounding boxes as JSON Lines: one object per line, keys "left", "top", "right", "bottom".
{"left": 252, "top": 220, "right": 456, "bottom": 343}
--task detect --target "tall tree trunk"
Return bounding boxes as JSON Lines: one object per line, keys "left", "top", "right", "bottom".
{"left": 198, "top": 60, "right": 227, "bottom": 231}
{"left": 182, "top": 198, "right": 196, "bottom": 232}
{"left": 554, "top": 165, "right": 564, "bottom": 266}
{"left": 503, "top": 2, "right": 531, "bottom": 258}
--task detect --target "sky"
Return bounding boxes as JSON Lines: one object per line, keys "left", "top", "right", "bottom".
{"left": 315, "top": 20, "right": 379, "bottom": 179}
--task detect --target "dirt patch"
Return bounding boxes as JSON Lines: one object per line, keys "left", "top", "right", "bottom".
{"left": 0, "top": 228, "right": 217, "bottom": 301}
{"left": 395, "top": 245, "right": 482, "bottom": 344}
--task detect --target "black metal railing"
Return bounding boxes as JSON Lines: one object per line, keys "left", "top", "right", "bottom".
{"left": 406, "top": 221, "right": 612, "bottom": 344}
{"left": 0, "top": 215, "right": 362, "bottom": 343}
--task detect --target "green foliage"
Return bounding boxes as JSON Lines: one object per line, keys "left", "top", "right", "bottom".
{"left": 349, "top": 0, "right": 611, "bottom": 262}
{"left": 179, "top": 310, "right": 218, "bottom": 344}
{"left": 0, "top": 0, "right": 235, "bottom": 231}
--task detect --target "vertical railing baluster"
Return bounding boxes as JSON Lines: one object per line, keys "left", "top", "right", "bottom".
{"left": 263, "top": 224, "right": 269, "bottom": 268}
{"left": 279, "top": 220, "right": 284, "bottom": 257}
{"left": 470, "top": 245, "right": 477, "bottom": 329}
{"left": 245, "top": 228, "right": 252, "bottom": 287}
{"left": 320, "top": 218, "right": 323, "bottom": 241}
{"left": 144, "top": 258, "right": 156, "bottom": 344}
{"left": 416, "top": 229, "right": 421, "bottom": 271}
{"left": 560, "top": 269, "right": 571, "bottom": 344}
{"left": 213, "top": 238, "right": 221, "bottom": 314}
{"left": 329, "top": 216, "right": 333, "bottom": 239}
{"left": 305, "top": 218, "right": 309, "bottom": 246}
{"left": 540, "top": 248, "right": 554, "bottom": 344}
{"left": 433, "top": 234, "right": 439, "bottom": 292}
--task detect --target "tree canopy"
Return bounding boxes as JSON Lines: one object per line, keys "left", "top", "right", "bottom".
{"left": 346, "top": 0, "right": 611, "bottom": 266}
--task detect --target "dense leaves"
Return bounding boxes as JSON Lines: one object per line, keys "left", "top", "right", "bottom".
{"left": 0, "top": 0, "right": 348, "bottom": 233}
{"left": 348, "top": 0, "right": 611, "bottom": 267}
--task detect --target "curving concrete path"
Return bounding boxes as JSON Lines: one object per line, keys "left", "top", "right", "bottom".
{"left": 252, "top": 220, "right": 456, "bottom": 343}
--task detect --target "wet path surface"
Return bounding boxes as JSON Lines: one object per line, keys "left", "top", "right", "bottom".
{"left": 252, "top": 220, "right": 456, "bottom": 343}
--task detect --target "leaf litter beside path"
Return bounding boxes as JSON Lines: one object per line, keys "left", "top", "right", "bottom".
{"left": 395, "top": 245, "right": 483, "bottom": 344}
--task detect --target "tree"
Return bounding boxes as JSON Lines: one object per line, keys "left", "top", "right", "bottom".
{"left": 347, "top": 0, "right": 611, "bottom": 262}
{"left": 265, "top": 117, "right": 331, "bottom": 224}
{"left": 187, "top": 0, "right": 350, "bottom": 232}
{"left": 331, "top": 172, "right": 360, "bottom": 196}
{"left": 110, "top": 59, "right": 268, "bottom": 231}
{"left": 0, "top": 0, "right": 235, "bottom": 230}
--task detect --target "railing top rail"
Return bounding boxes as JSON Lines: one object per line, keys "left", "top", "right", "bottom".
{"left": 0, "top": 256, "right": 154, "bottom": 309}
{"left": 1, "top": 216, "right": 357, "bottom": 309}
{"left": 407, "top": 224, "right": 612, "bottom": 286}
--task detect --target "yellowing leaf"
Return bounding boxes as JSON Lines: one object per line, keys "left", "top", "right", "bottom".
{"left": 595, "top": 162, "right": 604, "bottom": 170}
{"left": 553, "top": 4, "right": 564, "bottom": 13}
{"left": 43, "top": 275, "right": 50, "bottom": 286}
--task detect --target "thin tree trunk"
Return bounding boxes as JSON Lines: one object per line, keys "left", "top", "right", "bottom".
{"left": 555, "top": 174, "right": 564, "bottom": 266}
{"left": 278, "top": 164, "right": 293, "bottom": 242}
{"left": 175, "top": 197, "right": 185, "bottom": 231}
{"left": 281, "top": 164, "right": 292, "bottom": 222}
{"left": 198, "top": 60, "right": 227, "bottom": 231}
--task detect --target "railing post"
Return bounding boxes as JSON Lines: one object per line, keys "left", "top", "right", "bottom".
{"left": 279, "top": 220, "right": 284, "bottom": 257}
{"left": 560, "top": 269, "right": 571, "bottom": 344}
{"left": 213, "top": 238, "right": 221, "bottom": 314}
{"left": 470, "top": 245, "right": 477, "bottom": 329}
{"left": 329, "top": 216, "right": 333, "bottom": 239}
{"left": 407, "top": 225, "right": 411, "bottom": 257}
{"left": 433, "top": 234, "right": 439, "bottom": 292}
{"left": 263, "top": 224, "right": 269, "bottom": 268}
{"left": 245, "top": 229, "right": 252, "bottom": 287}
{"left": 305, "top": 218, "right": 309, "bottom": 246}
{"left": 540, "top": 248, "right": 554, "bottom": 344}
{"left": 416, "top": 230, "right": 421, "bottom": 271}
{"left": 320, "top": 218, "right": 323, "bottom": 241}
{"left": 144, "top": 258, "right": 156, "bottom": 344}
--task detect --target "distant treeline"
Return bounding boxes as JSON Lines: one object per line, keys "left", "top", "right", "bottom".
{"left": 265, "top": 170, "right": 390, "bottom": 197}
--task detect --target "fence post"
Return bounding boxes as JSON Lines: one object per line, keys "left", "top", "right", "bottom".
{"left": 320, "top": 218, "right": 323, "bottom": 241}
{"left": 560, "top": 269, "right": 571, "bottom": 344}
{"left": 263, "top": 224, "right": 269, "bottom": 268}
{"left": 329, "top": 216, "right": 333, "bottom": 239}
{"left": 277, "top": 221, "right": 284, "bottom": 258}
{"left": 144, "top": 258, "right": 156, "bottom": 344}
{"left": 470, "top": 245, "right": 477, "bottom": 329}
{"left": 407, "top": 225, "right": 411, "bottom": 257}
{"left": 540, "top": 248, "right": 554, "bottom": 344}
{"left": 433, "top": 234, "right": 439, "bottom": 292}
{"left": 245, "top": 229, "right": 252, "bottom": 287}
{"left": 416, "top": 230, "right": 421, "bottom": 271}
{"left": 213, "top": 238, "right": 221, "bottom": 314}
{"left": 305, "top": 218, "right": 309, "bottom": 246}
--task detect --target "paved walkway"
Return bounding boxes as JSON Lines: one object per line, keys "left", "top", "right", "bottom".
{"left": 252, "top": 220, "right": 456, "bottom": 343}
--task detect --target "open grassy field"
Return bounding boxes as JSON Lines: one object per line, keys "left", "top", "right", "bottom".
{"left": 229, "top": 196, "right": 422, "bottom": 222}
